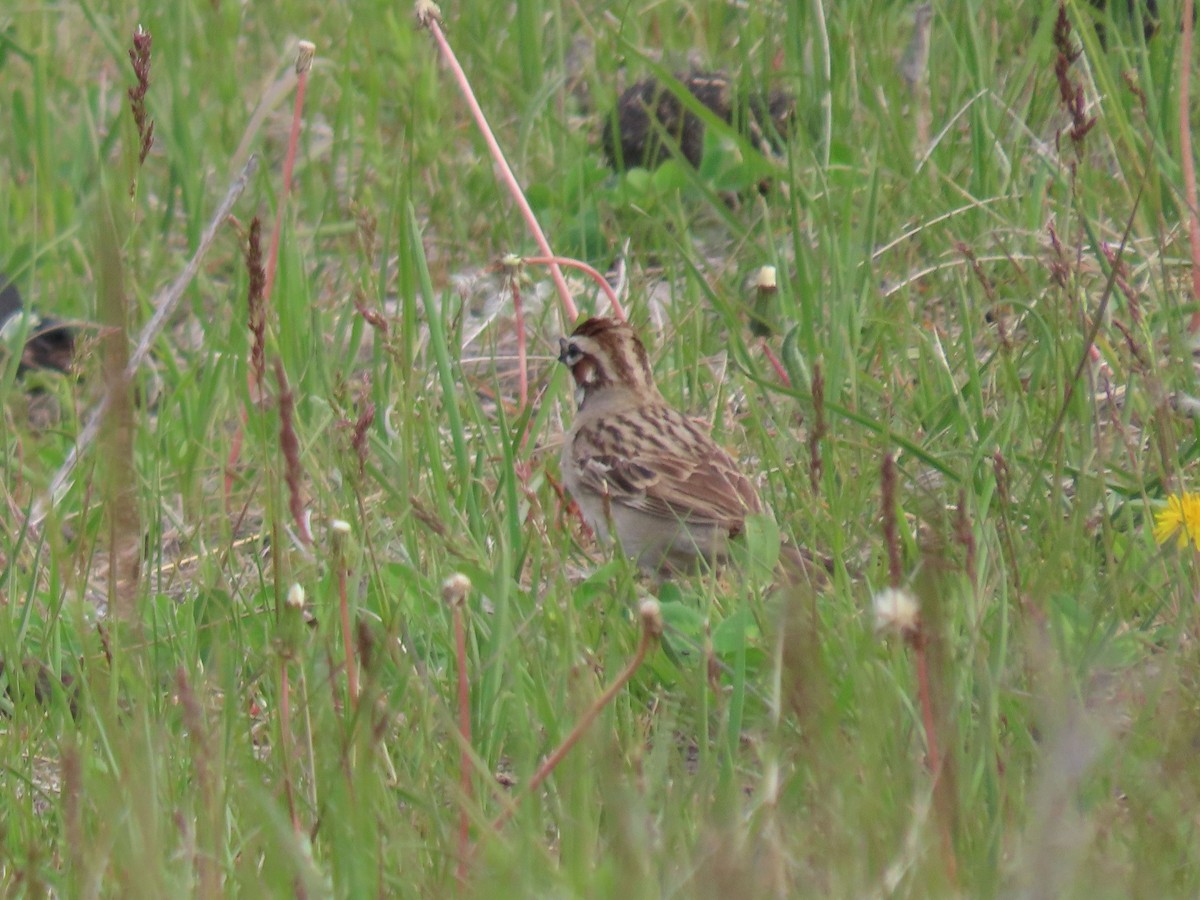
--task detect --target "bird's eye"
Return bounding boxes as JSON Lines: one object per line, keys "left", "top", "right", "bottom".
{"left": 558, "top": 338, "right": 584, "bottom": 366}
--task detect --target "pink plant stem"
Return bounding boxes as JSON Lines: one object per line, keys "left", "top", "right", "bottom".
{"left": 911, "top": 632, "right": 957, "bottom": 886}
{"left": 453, "top": 602, "right": 471, "bottom": 888}
{"left": 521, "top": 256, "right": 625, "bottom": 321}
{"left": 759, "top": 337, "right": 791, "bottom": 387}
{"left": 911, "top": 636, "right": 941, "bottom": 782}
{"left": 423, "top": 18, "right": 577, "bottom": 322}
{"left": 1181, "top": 0, "right": 1200, "bottom": 333}
{"left": 264, "top": 42, "right": 314, "bottom": 306}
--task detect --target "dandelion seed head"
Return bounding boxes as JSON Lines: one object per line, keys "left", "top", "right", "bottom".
{"left": 441, "top": 573, "right": 471, "bottom": 607}
{"left": 638, "top": 598, "right": 663, "bottom": 638}
{"left": 753, "top": 265, "right": 777, "bottom": 291}
{"left": 873, "top": 587, "right": 920, "bottom": 637}
{"left": 286, "top": 583, "right": 306, "bottom": 609}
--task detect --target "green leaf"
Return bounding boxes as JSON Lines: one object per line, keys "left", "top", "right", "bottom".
{"left": 732, "top": 513, "right": 781, "bottom": 580}
{"left": 651, "top": 159, "right": 690, "bottom": 193}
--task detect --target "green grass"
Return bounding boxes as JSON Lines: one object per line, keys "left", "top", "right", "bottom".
{"left": 2, "top": 0, "right": 1200, "bottom": 895}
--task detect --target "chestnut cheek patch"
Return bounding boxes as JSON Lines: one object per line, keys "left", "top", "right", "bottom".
{"left": 576, "top": 357, "right": 599, "bottom": 387}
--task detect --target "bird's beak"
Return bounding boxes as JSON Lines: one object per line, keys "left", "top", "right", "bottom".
{"left": 557, "top": 337, "right": 570, "bottom": 364}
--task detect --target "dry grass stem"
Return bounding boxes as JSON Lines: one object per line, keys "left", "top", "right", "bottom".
{"left": 274, "top": 360, "right": 312, "bottom": 546}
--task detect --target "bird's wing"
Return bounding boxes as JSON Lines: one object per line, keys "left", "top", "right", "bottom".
{"left": 570, "top": 405, "right": 760, "bottom": 531}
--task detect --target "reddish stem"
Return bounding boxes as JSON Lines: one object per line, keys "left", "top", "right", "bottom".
{"left": 912, "top": 636, "right": 941, "bottom": 781}
{"left": 264, "top": 43, "right": 313, "bottom": 305}
{"left": 881, "top": 454, "right": 903, "bottom": 588}
{"left": 422, "top": 18, "right": 577, "bottom": 322}
{"left": 911, "top": 632, "right": 957, "bottom": 886}
{"left": 521, "top": 256, "right": 625, "bottom": 321}
{"left": 1181, "top": 0, "right": 1200, "bottom": 333}
{"left": 759, "top": 337, "right": 791, "bottom": 387}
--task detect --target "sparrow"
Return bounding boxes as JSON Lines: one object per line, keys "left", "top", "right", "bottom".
{"left": 558, "top": 316, "right": 762, "bottom": 573}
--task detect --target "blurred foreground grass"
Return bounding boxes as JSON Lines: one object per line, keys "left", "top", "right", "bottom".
{"left": 1, "top": 0, "right": 1199, "bottom": 895}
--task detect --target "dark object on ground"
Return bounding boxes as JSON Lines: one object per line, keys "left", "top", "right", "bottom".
{"left": 1086, "top": 0, "right": 1190, "bottom": 41}
{"left": 0, "top": 657, "right": 79, "bottom": 718}
{"left": 603, "top": 72, "right": 795, "bottom": 171}
{"left": 0, "top": 276, "right": 76, "bottom": 376}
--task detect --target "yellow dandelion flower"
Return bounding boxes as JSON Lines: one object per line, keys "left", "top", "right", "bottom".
{"left": 1154, "top": 492, "right": 1200, "bottom": 549}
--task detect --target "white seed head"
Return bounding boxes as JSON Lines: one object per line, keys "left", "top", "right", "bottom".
{"left": 415, "top": 0, "right": 442, "bottom": 27}
{"left": 872, "top": 587, "right": 920, "bottom": 637}
{"left": 638, "top": 598, "right": 664, "bottom": 639}
{"left": 296, "top": 41, "right": 315, "bottom": 75}
{"left": 441, "top": 573, "right": 472, "bottom": 607}
{"left": 753, "top": 265, "right": 777, "bottom": 291}
{"left": 286, "top": 583, "right": 306, "bottom": 609}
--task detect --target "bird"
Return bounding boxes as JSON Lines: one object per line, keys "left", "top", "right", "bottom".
{"left": 0, "top": 276, "right": 76, "bottom": 377}
{"left": 557, "top": 316, "right": 763, "bottom": 573}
